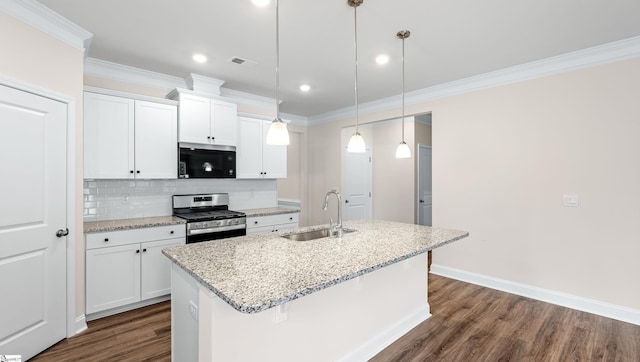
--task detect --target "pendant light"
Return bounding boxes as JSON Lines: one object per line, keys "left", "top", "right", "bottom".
{"left": 346, "top": 0, "right": 366, "bottom": 153}
{"left": 395, "top": 30, "right": 411, "bottom": 159}
{"left": 266, "top": 0, "right": 290, "bottom": 145}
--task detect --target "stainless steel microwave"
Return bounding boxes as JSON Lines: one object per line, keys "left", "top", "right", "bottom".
{"left": 178, "top": 143, "right": 236, "bottom": 179}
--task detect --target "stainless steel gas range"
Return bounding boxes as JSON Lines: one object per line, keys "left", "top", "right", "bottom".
{"left": 172, "top": 193, "right": 246, "bottom": 243}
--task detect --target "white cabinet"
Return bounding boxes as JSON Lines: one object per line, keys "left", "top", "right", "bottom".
{"left": 85, "top": 225, "right": 186, "bottom": 315}
{"left": 237, "top": 117, "right": 287, "bottom": 179}
{"left": 247, "top": 212, "right": 299, "bottom": 235}
{"left": 84, "top": 91, "right": 177, "bottom": 179}
{"left": 174, "top": 91, "right": 237, "bottom": 146}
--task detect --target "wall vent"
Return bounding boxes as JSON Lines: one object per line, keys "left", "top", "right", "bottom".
{"left": 231, "top": 57, "right": 245, "bottom": 64}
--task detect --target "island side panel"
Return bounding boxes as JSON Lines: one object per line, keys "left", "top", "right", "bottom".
{"left": 171, "top": 263, "right": 199, "bottom": 362}
{"left": 197, "top": 253, "right": 429, "bottom": 362}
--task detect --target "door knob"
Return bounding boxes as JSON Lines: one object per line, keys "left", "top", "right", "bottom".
{"left": 56, "top": 228, "right": 69, "bottom": 237}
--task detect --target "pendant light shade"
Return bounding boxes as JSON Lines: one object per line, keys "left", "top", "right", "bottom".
{"left": 347, "top": 0, "right": 366, "bottom": 153}
{"left": 266, "top": 118, "right": 290, "bottom": 145}
{"left": 395, "top": 141, "right": 411, "bottom": 158}
{"left": 395, "top": 30, "right": 411, "bottom": 159}
{"left": 266, "top": 0, "right": 290, "bottom": 146}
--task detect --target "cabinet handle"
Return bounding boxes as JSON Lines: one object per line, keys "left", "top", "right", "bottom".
{"left": 170, "top": 230, "right": 174, "bottom": 234}
{"left": 289, "top": 217, "right": 293, "bottom": 221}
{"left": 254, "top": 221, "right": 258, "bottom": 225}
{"left": 143, "top": 248, "right": 147, "bottom": 252}
{"left": 207, "top": 136, "right": 211, "bottom": 139}
{"left": 136, "top": 250, "right": 140, "bottom": 253}
{"left": 136, "top": 170, "right": 141, "bottom": 174}
{"left": 104, "top": 238, "right": 109, "bottom": 242}
{"left": 130, "top": 170, "right": 134, "bottom": 174}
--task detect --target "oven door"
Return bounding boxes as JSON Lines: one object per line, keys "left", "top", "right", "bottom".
{"left": 179, "top": 145, "right": 236, "bottom": 179}
{"left": 186, "top": 226, "right": 246, "bottom": 244}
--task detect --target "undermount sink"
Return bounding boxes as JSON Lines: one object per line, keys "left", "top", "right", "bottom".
{"left": 282, "top": 228, "right": 356, "bottom": 242}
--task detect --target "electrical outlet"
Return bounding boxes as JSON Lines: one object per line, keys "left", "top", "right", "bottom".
{"left": 563, "top": 194, "right": 579, "bottom": 207}
{"left": 189, "top": 300, "right": 198, "bottom": 321}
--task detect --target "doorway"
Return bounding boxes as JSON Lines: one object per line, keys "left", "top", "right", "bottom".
{"left": 417, "top": 144, "right": 432, "bottom": 226}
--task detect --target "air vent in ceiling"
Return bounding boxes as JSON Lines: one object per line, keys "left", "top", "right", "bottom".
{"left": 227, "top": 56, "right": 258, "bottom": 67}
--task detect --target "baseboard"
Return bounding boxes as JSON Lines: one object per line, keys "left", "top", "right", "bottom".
{"left": 430, "top": 264, "right": 640, "bottom": 326}
{"left": 73, "top": 314, "right": 88, "bottom": 336}
{"left": 86, "top": 295, "right": 170, "bottom": 321}
{"left": 336, "top": 304, "right": 431, "bottom": 362}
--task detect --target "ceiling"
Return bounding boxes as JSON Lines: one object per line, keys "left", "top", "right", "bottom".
{"left": 38, "top": 0, "right": 640, "bottom": 117}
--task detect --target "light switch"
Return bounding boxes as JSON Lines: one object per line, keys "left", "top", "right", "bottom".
{"left": 563, "top": 194, "right": 579, "bottom": 207}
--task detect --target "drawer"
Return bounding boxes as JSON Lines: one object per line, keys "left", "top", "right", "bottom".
{"left": 86, "top": 224, "right": 186, "bottom": 250}
{"left": 247, "top": 212, "right": 299, "bottom": 230}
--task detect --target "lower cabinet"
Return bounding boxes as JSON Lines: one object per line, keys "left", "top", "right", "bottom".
{"left": 246, "top": 212, "right": 300, "bottom": 235}
{"left": 85, "top": 225, "right": 186, "bottom": 315}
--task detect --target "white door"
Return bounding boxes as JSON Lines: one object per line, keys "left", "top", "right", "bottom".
{"left": 261, "top": 120, "right": 287, "bottom": 179}
{"left": 343, "top": 149, "right": 372, "bottom": 220}
{"left": 83, "top": 92, "right": 134, "bottom": 179}
{"left": 210, "top": 100, "right": 237, "bottom": 146}
{"left": 85, "top": 244, "right": 141, "bottom": 314}
{"left": 141, "top": 239, "right": 184, "bottom": 300}
{"left": 134, "top": 100, "right": 178, "bottom": 179}
{"left": 236, "top": 117, "right": 264, "bottom": 178}
{"left": 0, "top": 84, "right": 67, "bottom": 359}
{"left": 417, "top": 145, "right": 433, "bottom": 226}
{"left": 178, "top": 93, "right": 210, "bottom": 144}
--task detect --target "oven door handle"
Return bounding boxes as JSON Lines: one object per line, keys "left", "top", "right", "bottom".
{"left": 187, "top": 224, "right": 246, "bottom": 235}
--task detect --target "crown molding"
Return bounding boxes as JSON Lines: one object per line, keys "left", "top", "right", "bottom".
{"left": 1, "top": 0, "right": 93, "bottom": 53}
{"left": 84, "top": 57, "right": 186, "bottom": 91}
{"left": 309, "top": 35, "right": 640, "bottom": 125}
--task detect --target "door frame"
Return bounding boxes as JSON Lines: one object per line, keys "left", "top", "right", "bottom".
{"left": 417, "top": 144, "right": 432, "bottom": 226}
{"left": 0, "top": 75, "right": 82, "bottom": 338}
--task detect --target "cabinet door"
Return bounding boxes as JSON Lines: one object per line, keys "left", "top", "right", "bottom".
{"left": 86, "top": 243, "right": 141, "bottom": 314}
{"left": 134, "top": 100, "right": 178, "bottom": 179}
{"left": 178, "top": 93, "right": 211, "bottom": 144}
{"left": 141, "top": 238, "right": 184, "bottom": 300}
{"left": 211, "top": 100, "right": 238, "bottom": 146}
{"left": 236, "top": 117, "right": 264, "bottom": 178}
{"left": 84, "top": 92, "right": 134, "bottom": 179}
{"left": 261, "top": 121, "right": 287, "bottom": 179}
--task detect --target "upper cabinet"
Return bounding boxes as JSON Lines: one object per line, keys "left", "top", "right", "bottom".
{"left": 237, "top": 117, "right": 287, "bottom": 179}
{"left": 170, "top": 90, "right": 238, "bottom": 146}
{"left": 84, "top": 91, "right": 177, "bottom": 179}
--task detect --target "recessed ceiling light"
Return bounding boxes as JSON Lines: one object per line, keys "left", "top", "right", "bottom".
{"left": 375, "top": 54, "right": 389, "bottom": 65}
{"left": 299, "top": 84, "right": 311, "bottom": 92}
{"left": 252, "top": 0, "right": 270, "bottom": 7}
{"left": 192, "top": 53, "right": 207, "bottom": 63}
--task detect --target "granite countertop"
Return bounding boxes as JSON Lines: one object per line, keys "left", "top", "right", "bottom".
{"left": 241, "top": 207, "right": 300, "bottom": 217}
{"left": 162, "top": 219, "right": 468, "bottom": 314}
{"left": 84, "top": 216, "right": 186, "bottom": 233}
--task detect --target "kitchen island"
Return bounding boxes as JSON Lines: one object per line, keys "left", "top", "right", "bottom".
{"left": 162, "top": 219, "right": 468, "bottom": 361}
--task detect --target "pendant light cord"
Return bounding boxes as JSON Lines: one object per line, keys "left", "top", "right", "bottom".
{"left": 353, "top": 4, "right": 359, "bottom": 133}
{"left": 275, "top": 0, "right": 280, "bottom": 121}
{"left": 401, "top": 34, "right": 405, "bottom": 142}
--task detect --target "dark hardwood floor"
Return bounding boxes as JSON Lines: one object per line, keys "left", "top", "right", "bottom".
{"left": 32, "top": 275, "right": 640, "bottom": 361}
{"left": 31, "top": 302, "right": 171, "bottom": 362}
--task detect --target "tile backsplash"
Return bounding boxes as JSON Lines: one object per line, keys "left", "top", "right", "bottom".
{"left": 83, "top": 178, "right": 278, "bottom": 221}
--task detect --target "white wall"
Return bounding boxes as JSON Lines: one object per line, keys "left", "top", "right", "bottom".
{"left": 432, "top": 57, "right": 640, "bottom": 311}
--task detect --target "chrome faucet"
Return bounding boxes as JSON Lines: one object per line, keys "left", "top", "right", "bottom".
{"left": 322, "top": 189, "right": 343, "bottom": 237}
